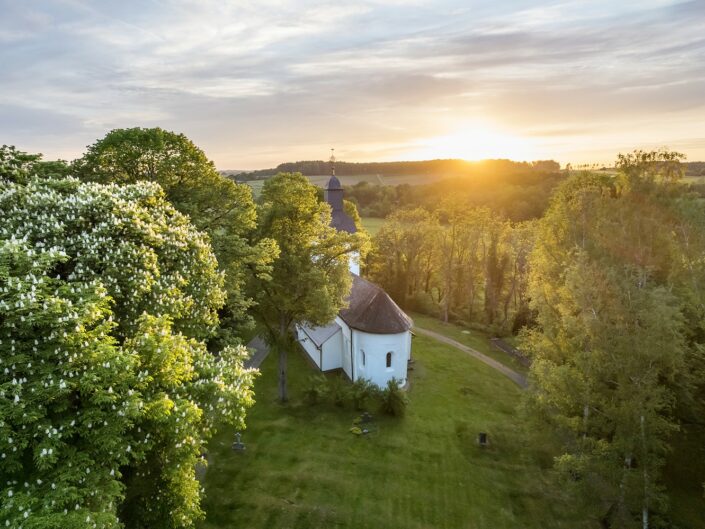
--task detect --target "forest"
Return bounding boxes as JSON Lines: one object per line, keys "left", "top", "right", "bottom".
{"left": 363, "top": 150, "right": 705, "bottom": 527}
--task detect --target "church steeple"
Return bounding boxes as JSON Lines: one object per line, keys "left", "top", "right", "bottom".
{"left": 324, "top": 148, "right": 356, "bottom": 235}
{"left": 324, "top": 147, "right": 344, "bottom": 212}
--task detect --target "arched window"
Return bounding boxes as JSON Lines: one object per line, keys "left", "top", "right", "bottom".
{"left": 362, "top": 350, "right": 366, "bottom": 366}
{"left": 386, "top": 352, "right": 392, "bottom": 368}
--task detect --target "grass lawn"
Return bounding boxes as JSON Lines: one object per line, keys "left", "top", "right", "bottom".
{"left": 199, "top": 334, "right": 592, "bottom": 529}
{"left": 361, "top": 217, "right": 385, "bottom": 236}
{"left": 243, "top": 179, "right": 265, "bottom": 198}
{"left": 409, "top": 311, "right": 529, "bottom": 375}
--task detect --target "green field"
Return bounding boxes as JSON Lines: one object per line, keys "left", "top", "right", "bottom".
{"left": 360, "top": 216, "right": 385, "bottom": 235}
{"left": 243, "top": 172, "right": 442, "bottom": 199}
{"left": 199, "top": 334, "right": 594, "bottom": 529}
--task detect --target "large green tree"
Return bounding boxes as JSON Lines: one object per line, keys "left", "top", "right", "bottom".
{"left": 72, "top": 127, "right": 275, "bottom": 338}
{"left": 0, "top": 155, "right": 257, "bottom": 528}
{"left": 248, "top": 172, "right": 365, "bottom": 402}
{"left": 523, "top": 151, "right": 703, "bottom": 528}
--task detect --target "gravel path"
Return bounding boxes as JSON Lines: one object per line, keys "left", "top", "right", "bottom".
{"left": 244, "top": 336, "right": 270, "bottom": 369}
{"left": 413, "top": 326, "right": 528, "bottom": 388}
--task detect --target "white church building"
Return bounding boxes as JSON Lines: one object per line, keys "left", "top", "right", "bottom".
{"left": 295, "top": 167, "right": 413, "bottom": 388}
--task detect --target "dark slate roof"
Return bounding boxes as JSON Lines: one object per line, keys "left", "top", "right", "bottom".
{"left": 299, "top": 321, "right": 342, "bottom": 347}
{"left": 325, "top": 175, "right": 343, "bottom": 190}
{"left": 331, "top": 209, "right": 357, "bottom": 234}
{"left": 339, "top": 274, "right": 413, "bottom": 334}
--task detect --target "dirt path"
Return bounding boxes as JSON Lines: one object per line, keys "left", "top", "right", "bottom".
{"left": 413, "top": 326, "right": 528, "bottom": 388}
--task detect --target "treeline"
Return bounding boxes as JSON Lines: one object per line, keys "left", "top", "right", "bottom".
{"left": 524, "top": 150, "right": 705, "bottom": 528}
{"left": 346, "top": 165, "right": 564, "bottom": 221}
{"left": 685, "top": 161, "right": 705, "bottom": 175}
{"left": 365, "top": 149, "right": 705, "bottom": 527}
{"left": 366, "top": 206, "right": 533, "bottom": 335}
{"left": 236, "top": 158, "right": 560, "bottom": 180}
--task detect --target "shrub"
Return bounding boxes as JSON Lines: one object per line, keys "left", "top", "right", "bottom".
{"left": 303, "top": 374, "right": 329, "bottom": 406}
{"left": 350, "top": 378, "right": 380, "bottom": 411}
{"left": 379, "top": 378, "right": 408, "bottom": 417}
{"left": 327, "top": 375, "right": 351, "bottom": 407}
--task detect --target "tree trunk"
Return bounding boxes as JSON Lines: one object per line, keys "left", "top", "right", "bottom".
{"left": 278, "top": 315, "right": 288, "bottom": 403}
{"left": 640, "top": 414, "right": 649, "bottom": 529}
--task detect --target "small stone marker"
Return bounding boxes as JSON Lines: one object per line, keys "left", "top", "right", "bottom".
{"left": 477, "top": 432, "right": 488, "bottom": 447}
{"left": 361, "top": 412, "right": 373, "bottom": 423}
{"left": 232, "top": 431, "right": 246, "bottom": 452}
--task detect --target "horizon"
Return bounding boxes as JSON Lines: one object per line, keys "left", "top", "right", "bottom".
{"left": 2, "top": 1, "right": 704, "bottom": 169}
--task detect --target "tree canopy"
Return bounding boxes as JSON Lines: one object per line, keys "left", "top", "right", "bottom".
{"left": 247, "top": 172, "right": 366, "bottom": 402}
{"left": 0, "top": 159, "right": 257, "bottom": 528}
{"left": 522, "top": 150, "right": 705, "bottom": 528}
{"left": 72, "top": 128, "right": 276, "bottom": 336}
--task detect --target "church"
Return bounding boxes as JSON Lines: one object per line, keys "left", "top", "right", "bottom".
{"left": 295, "top": 163, "right": 413, "bottom": 388}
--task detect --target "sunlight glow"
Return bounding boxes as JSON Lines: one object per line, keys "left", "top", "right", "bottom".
{"left": 406, "top": 122, "right": 540, "bottom": 162}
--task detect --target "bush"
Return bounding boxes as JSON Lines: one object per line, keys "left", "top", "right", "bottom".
{"left": 303, "top": 374, "right": 329, "bottom": 406}
{"left": 379, "top": 378, "right": 408, "bottom": 417}
{"left": 328, "top": 375, "right": 352, "bottom": 407}
{"left": 350, "top": 378, "right": 380, "bottom": 411}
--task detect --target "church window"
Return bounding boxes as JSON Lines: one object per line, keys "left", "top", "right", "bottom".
{"left": 386, "top": 352, "right": 392, "bottom": 368}
{"left": 362, "top": 350, "right": 366, "bottom": 366}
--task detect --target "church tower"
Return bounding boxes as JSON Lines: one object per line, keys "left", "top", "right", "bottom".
{"left": 324, "top": 149, "right": 360, "bottom": 274}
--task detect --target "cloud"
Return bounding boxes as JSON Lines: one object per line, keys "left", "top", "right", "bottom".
{"left": 0, "top": 0, "right": 704, "bottom": 167}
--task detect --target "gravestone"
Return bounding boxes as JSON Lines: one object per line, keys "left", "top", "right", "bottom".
{"left": 232, "top": 431, "right": 246, "bottom": 452}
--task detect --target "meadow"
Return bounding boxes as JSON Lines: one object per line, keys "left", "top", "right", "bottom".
{"left": 199, "top": 334, "right": 593, "bottom": 529}
{"left": 243, "top": 172, "right": 442, "bottom": 199}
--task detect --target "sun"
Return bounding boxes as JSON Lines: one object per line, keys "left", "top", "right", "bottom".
{"left": 406, "top": 122, "right": 538, "bottom": 162}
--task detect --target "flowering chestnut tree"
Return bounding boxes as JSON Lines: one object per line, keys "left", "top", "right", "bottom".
{"left": 72, "top": 128, "right": 277, "bottom": 339}
{"left": 0, "top": 159, "right": 257, "bottom": 528}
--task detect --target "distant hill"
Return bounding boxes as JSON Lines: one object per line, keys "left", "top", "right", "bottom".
{"left": 233, "top": 158, "right": 561, "bottom": 183}
{"left": 219, "top": 169, "right": 250, "bottom": 177}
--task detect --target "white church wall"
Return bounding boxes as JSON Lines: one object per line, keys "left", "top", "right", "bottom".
{"left": 321, "top": 331, "right": 343, "bottom": 371}
{"left": 353, "top": 330, "right": 410, "bottom": 388}
{"left": 337, "top": 316, "right": 353, "bottom": 380}
{"left": 296, "top": 326, "right": 321, "bottom": 369}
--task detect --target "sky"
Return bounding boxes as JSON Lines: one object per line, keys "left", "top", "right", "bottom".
{"left": 1, "top": 0, "right": 704, "bottom": 169}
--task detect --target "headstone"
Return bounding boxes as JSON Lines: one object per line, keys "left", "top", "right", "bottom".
{"left": 361, "top": 412, "right": 373, "bottom": 423}
{"left": 232, "top": 431, "right": 246, "bottom": 452}
{"left": 478, "top": 432, "right": 488, "bottom": 447}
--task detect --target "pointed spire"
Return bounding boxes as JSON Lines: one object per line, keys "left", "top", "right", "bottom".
{"left": 330, "top": 147, "right": 336, "bottom": 176}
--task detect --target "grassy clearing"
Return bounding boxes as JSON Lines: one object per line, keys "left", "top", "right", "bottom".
{"left": 409, "top": 311, "right": 529, "bottom": 375}
{"left": 306, "top": 173, "right": 445, "bottom": 187}
{"left": 243, "top": 172, "right": 442, "bottom": 199}
{"left": 360, "top": 217, "right": 385, "bottom": 236}
{"left": 199, "top": 334, "right": 591, "bottom": 529}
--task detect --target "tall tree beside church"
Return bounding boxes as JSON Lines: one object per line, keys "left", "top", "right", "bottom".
{"left": 248, "top": 173, "right": 364, "bottom": 402}
{"left": 73, "top": 128, "right": 276, "bottom": 339}
{"left": 367, "top": 208, "right": 439, "bottom": 308}
{"left": 523, "top": 150, "right": 700, "bottom": 528}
